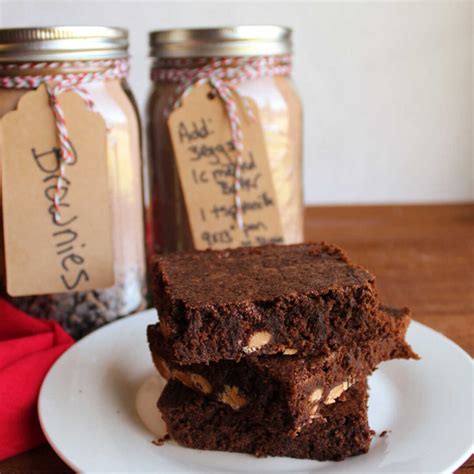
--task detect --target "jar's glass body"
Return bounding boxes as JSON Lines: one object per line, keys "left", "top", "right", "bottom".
{"left": 147, "top": 64, "right": 304, "bottom": 253}
{"left": 0, "top": 75, "right": 147, "bottom": 338}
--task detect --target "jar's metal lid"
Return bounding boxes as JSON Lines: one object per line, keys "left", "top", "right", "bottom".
{"left": 0, "top": 26, "right": 128, "bottom": 62}
{"left": 149, "top": 25, "right": 292, "bottom": 58}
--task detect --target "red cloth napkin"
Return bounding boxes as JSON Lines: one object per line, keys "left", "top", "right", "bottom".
{"left": 0, "top": 299, "right": 74, "bottom": 461}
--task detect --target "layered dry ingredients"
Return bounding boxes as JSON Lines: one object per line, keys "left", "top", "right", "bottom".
{"left": 147, "top": 26, "right": 303, "bottom": 253}
{"left": 147, "top": 243, "right": 418, "bottom": 461}
{"left": 0, "top": 27, "right": 147, "bottom": 338}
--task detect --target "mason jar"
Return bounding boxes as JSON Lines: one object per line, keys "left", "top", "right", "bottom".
{"left": 147, "top": 26, "right": 303, "bottom": 253}
{"left": 0, "top": 27, "right": 147, "bottom": 338}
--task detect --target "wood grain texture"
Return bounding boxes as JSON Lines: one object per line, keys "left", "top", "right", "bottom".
{"left": 1, "top": 204, "right": 472, "bottom": 473}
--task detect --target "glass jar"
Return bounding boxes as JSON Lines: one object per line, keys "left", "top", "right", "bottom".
{"left": 0, "top": 27, "right": 147, "bottom": 338}
{"left": 147, "top": 26, "right": 303, "bottom": 253}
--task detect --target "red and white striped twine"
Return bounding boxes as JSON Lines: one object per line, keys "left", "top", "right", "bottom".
{"left": 0, "top": 59, "right": 129, "bottom": 223}
{"left": 151, "top": 55, "right": 292, "bottom": 231}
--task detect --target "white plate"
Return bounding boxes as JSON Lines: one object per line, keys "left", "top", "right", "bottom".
{"left": 38, "top": 309, "right": 473, "bottom": 473}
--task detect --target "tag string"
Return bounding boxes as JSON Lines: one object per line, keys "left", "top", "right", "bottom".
{"left": 0, "top": 59, "right": 129, "bottom": 223}
{"left": 151, "top": 55, "right": 292, "bottom": 231}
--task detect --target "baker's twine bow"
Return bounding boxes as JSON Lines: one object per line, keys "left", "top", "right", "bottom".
{"left": 151, "top": 55, "right": 292, "bottom": 231}
{"left": 0, "top": 59, "right": 129, "bottom": 223}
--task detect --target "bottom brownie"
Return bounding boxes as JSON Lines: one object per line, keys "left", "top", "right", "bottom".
{"left": 158, "top": 379, "right": 373, "bottom": 461}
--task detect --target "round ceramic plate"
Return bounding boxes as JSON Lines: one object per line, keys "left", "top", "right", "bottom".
{"left": 38, "top": 309, "right": 473, "bottom": 473}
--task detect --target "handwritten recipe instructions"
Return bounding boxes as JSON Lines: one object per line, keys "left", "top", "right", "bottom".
{"left": 168, "top": 83, "right": 284, "bottom": 250}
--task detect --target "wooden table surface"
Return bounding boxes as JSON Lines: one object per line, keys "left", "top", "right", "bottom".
{"left": 1, "top": 204, "right": 472, "bottom": 473}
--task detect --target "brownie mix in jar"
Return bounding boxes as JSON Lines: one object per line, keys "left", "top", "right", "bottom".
{"left": 147, "top": 26, "right": 303, "bottom": 253}
{"left": 0, "top": 27, "right": 147, "bottom": 338}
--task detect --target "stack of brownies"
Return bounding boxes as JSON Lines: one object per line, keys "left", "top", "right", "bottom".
{"left": 147, "top": 243, "right": 417, "bottom": 461}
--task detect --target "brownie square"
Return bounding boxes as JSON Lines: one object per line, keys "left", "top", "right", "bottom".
{"left": 158, "top": 379, "right": 372, "bottom": 461}
{"left": 152, "top": 242, "right": 381, "bottom": 364}
{"left": 149, "top": 305, "right": 417, "bottom": 437}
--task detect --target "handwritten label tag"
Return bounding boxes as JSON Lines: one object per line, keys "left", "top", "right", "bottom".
{"left": 168, "top": 83, "right": 284, "bottom": 250}
{"left": 0, "top": 84, "right": 114, "bottom": 296}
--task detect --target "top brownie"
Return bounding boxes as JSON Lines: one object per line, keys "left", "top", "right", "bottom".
{"left": 153, "top": 243, "right": 379, "bottom": 364}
